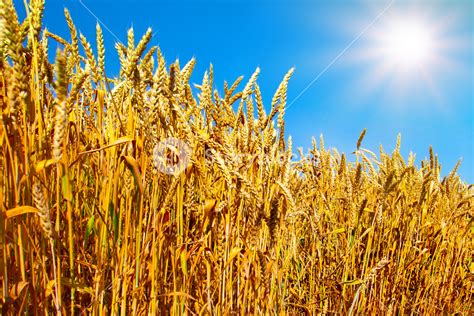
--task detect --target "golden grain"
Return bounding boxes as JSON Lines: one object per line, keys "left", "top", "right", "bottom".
{"left": 0, "top": 1, "right": 472, "bottom": 314}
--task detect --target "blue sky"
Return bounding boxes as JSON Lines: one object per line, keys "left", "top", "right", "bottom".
{"left": 14, "top": 0, "right": 474, "bottom": 182}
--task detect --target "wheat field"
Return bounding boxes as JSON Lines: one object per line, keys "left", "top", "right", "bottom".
{"left": 0, "top": 0, "right": 473, "bottom": 314}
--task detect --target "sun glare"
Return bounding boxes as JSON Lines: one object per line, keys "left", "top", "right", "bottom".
{"left": 346, "top": 6, "right": 466, "bottom": 105}
{"left": 383, "top": 20, "right": 433, "bottom": 68}
{"left": 368, "top": 13, "right": 440, "bottom": 76}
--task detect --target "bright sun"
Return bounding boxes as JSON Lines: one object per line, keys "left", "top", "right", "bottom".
{"left": 382, "top": 20, "right": 434, "bottom": 68}
{"left": 348, "top": 6, "right": 465, "bottom": 104}
{"left": 367, "top": 13, "right": 441, "bottom": 76}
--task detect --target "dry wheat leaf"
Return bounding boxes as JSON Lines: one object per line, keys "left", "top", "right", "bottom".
{"left": 5, "top": 206, "right": 39, "bottom": 218}
{"left": 8, "top": 281, "right": 29, "bottom": 300}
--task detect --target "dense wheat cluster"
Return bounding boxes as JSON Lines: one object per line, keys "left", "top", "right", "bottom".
{"left": 0, "top": 0, "right": 473, "bottom": 314}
